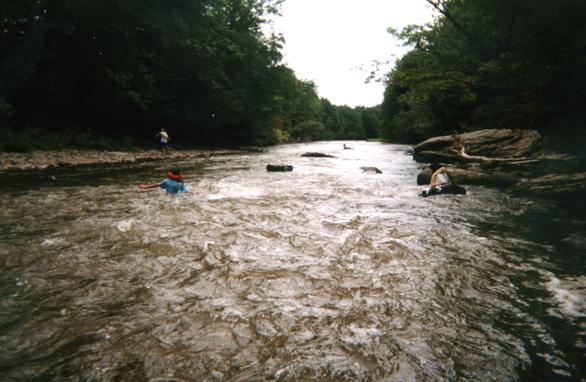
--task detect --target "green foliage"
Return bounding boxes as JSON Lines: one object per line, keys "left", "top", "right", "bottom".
{"left": 380, "top": 0, "right": 586, "bottom": 143}
{"left": 290, "top": 121, "right": 330, "bottom": 142}
{"left": 318, "top": 99, "right": 375, "bottom": 140}
{"left": 0, "top": 98, "right": 14, "bottom": 125}
{"left": 0, "top": 127, "right": 135, "bottom": 152}
{"left": 0, "top": 0, "right": 383, "bottom": 148}
{"left": 0, "top": 0, "right": 294, "bottom": 147}
{"left": 273, "top": 127, "right": 290, "bottom": 144}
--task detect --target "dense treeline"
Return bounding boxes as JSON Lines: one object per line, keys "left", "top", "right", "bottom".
{"left": 0, "top": 0, "right": 374, "bottom": 151}
{"left": 379, "top": 0, "right": 586, "bottom": 143}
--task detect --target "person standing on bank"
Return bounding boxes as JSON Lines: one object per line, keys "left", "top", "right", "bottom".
{"left": 157, "top": 128, "right": 170, "bottom": 155}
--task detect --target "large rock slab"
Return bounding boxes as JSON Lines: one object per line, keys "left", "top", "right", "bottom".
{"left": 413, "top": 128, "right": 586, "bottom": 201}
{"left": 300, "top": 152, "right": 336, "bottom": 158}
{"left": 413, "top": 129, "right": 542, "bottom": 163}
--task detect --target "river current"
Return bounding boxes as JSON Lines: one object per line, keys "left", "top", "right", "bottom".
{"left": 0, "top": 141, "right": 584, "bottom": 381}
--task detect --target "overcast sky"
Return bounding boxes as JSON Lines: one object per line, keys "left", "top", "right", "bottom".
{"left": 265, "top": 0, "right": 436, "bottom": 107}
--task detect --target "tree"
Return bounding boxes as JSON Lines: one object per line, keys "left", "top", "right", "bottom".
{"left": 380, "top": 0, "right": 586, "bottom": 143}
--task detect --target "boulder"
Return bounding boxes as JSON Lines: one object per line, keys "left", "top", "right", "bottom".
{"left": 413, "top": 129, "right": 542, "bottom": 164}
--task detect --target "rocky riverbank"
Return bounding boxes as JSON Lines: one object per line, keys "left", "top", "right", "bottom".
{"left": 413, "top": 129, "right": 586, "bottom": 200}
{"left": 0, "top": 148, "right": 248, "bottom": 173}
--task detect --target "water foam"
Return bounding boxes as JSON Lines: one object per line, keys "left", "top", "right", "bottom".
{"left": 545, "top": 275, "right": 586, "bottom": 319}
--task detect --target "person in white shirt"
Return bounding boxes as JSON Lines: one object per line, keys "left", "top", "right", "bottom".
{"left": 157, "top": 128, "right": 170, "bottom": 154}
{"left": 420, "top": 162, "right": 465, "bottom": 197}
{"left": 429, "top": 163, "right": 452, "bottom": 190}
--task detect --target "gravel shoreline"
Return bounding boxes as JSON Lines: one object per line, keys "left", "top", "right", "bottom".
{"left": 0, "top": 149, "right": 244, "bottom": 173}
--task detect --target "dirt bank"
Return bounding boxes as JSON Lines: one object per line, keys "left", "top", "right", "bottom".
{"left": 0, "top": 148, "right": 246, "bottom": 173}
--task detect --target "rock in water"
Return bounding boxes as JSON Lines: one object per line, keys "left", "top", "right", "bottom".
{"left": 360, "top": 166, "right": 382, "bottom": 174}
{"left": 266, "top": 164, "right": 293, "bottom": 172}
{"left": 300, "top": 152, "right": 336, "bottom": 158}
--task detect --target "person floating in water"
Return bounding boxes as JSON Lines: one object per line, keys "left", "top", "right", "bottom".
{"left": 420, "top": 163, "right": 466, "bottom": 197}
{"left": 343, "top": 144, "right": 353, "bottom": 149}
{"left": 156, "top": 128, "right": 170, "bottom": 154}
{"left": 138, "top": 167, "right": 186, "bottom": 194}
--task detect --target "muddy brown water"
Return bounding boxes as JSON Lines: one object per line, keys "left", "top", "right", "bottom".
{"left": 0, "top": 141, "right": 584, "bottom": 381}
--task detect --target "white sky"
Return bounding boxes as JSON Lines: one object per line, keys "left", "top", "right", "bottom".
{"left": 265, "top": 0, "right": 436, "bottom": 107}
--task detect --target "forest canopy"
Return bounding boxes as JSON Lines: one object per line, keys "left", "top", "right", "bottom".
{"left": 3, "top": 0, "right": 583, "bottom": 150}
{"left": 0, "top": 0, "right": 374, "bottom": 150}
{"left": 378, "top": 0, "right": 586, "bottom": 143}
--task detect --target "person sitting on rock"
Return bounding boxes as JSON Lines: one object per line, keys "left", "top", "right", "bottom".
{"left": 156, "top": 128, "right": 170, "bottom": 154}
{"left": 138, "top": 167, "right": 186, "bottom": 194}
{"left": 429, "top": 163, "right": 452, "bottom": 189}
{"left": 421, "top": 163, "right": 466, "bottom": 197}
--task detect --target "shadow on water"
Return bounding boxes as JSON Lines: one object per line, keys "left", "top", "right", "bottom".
{"left": 0, "top": 141, "right": 584, "bottom": 381}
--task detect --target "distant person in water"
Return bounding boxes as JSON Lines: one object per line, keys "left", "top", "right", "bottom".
{"left": 138, "top": 167, "right": 186, "bottom": 194}
{"left": 343, "top": 144, "right": 353, "bottom": 149}
{"left": 156, "top": 128, "right": 170, "bottom": 154}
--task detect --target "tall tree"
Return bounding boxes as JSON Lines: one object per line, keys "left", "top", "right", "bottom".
{"left": 380, "top": 0, "right": 586, "bottom": 143}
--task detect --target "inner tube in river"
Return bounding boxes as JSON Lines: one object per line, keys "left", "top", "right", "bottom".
{"left": 266, "top": 164, "right": 293, "bottom": 172}
{"left": 420, "top": 184, "right": 466, "bottom": 197}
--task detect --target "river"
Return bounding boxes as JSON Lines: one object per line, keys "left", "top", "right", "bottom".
{"left": 0, "top": 141, "right": 584, "bottom": 381}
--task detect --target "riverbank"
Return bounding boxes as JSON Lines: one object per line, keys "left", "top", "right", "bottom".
{"left": 0, "top": 148, "right": 250, "bottom": 173}
{"left": 413, "top": 129, "right": 586, "bottom": 203}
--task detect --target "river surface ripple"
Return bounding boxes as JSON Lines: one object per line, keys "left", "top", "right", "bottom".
{"left": 0, "top": 141, "right": 585, "bottom": 381}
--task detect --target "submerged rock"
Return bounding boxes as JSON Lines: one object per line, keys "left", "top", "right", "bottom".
{"left": 301, "top": 152, "right": 336, "bottom": 158}
{"left": 562, "top": 231, "right": 586, "bottom": 249}
{"left": 360, "top": 166, "right": 382, "bottom": 174}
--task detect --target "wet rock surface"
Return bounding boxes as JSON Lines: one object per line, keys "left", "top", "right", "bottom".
{"left": 413, "top": 129, "right": 585, "bottom": 200}
{"left": 0, "top": 149, "right": 245, "bottom": 173}
{"left": 413, "top": 129, "right": 542, "bottom": 163}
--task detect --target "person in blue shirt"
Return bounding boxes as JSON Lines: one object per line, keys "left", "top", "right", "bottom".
{"left": 138, "top": 167, "right": 186, "bottom": 194}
